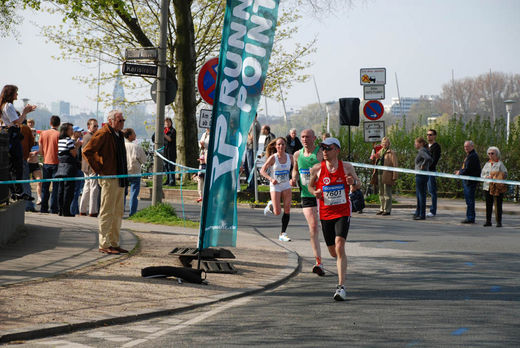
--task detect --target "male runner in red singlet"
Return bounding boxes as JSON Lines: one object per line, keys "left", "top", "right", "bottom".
{"left": 308, "top": 137, "right": 361, "bottom": 301}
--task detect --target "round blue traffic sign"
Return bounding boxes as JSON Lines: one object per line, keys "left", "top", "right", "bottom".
{"left": 363, "top": 100, "right": 384, "bottom": 120}
{"left": 197, "top": 57, "right": 219, "bottom": 105}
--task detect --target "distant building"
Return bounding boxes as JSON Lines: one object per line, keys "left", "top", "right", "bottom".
{"left": 51, "top": 101, "right": 71, "bottom": 117}
{"left": 388, "top": 97, "right": 420, "bottom": 117}
{"left": 388, "top": 96, "right": 439, "bottom": 117}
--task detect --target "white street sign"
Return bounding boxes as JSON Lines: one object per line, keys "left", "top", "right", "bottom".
{"left": 199, "top": 109, "right": 212, "bottom": 129}
{"left": 363, "top": 85, "right": 385, "bottom": 100}
{"left": 360, "top": 68, "right": 386, "bottom": 85}
{"left": 363, "top": 120, "right": 385, "bottom": 142}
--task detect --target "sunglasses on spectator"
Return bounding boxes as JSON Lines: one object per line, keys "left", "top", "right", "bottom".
{"left": 117, "top": 119, "right": 126, "bottom": 123}
{"left": 427, "top": 133, "right": 434, "bottom": 136}
{"left": 488, "top": 152, "right": 495, "bottom": 155}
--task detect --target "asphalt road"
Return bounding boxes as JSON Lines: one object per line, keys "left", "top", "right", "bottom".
{"left": 19, "top": 203, "right": 520, "bottom": 347}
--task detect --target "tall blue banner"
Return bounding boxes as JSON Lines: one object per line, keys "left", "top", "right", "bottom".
{"left": 199, "top": 0, "right": 280, "bottom": 248}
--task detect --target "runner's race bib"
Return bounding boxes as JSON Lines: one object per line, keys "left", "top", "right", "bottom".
{"left": 274, "top": 169, "right": 289, "bottom": 183}
{"left": 322, "top": 184, "right": 346, "bottom": 206}
{"left": 299, "top": 168, "right": 310, "bottom": 186}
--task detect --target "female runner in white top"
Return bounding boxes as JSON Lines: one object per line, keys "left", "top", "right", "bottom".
{"left": 260, "top": 137, "right": 295, "bottom": 242}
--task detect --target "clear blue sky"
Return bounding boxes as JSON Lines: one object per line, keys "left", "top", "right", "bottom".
{"left": 1, "top": 0, "right": 519, "bottom": 116}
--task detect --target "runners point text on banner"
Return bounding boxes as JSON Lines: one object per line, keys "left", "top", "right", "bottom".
{"left": 199, "top": 0, "right": 280, "bottom": 248}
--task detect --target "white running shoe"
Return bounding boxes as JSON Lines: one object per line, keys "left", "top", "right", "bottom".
{"left": 264, "top": 200, "right": 273, "bottom": 215}
{"left": 333, "top": 285, "right": 347, "bottom": 301}
{"left": 426, "top": 212, "right": 435, "bottom": 217}
{"left": 278, "top": 233, "right": 291, "bottom": 242}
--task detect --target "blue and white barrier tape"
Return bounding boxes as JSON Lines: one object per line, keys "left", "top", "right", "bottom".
{"left": 350, "top": 162, "right": 520, "bottom": 186}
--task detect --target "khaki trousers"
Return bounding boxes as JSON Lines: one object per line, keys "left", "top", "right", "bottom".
{"left": 378, "top": 173, "right": 393, "bottom": 213}
{"left": 98, "top": 178, "right": 125, "bottom": 248}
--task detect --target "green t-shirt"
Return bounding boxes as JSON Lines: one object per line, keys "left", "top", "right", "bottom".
{"left": 297, "top": 146, "right": 320, "bottom": 198}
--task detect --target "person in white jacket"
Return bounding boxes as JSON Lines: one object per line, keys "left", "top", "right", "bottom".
{"left": 123, "top": 128, "right": 147, "bottom": 216}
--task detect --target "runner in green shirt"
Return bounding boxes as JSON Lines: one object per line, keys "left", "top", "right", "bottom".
{"left": 292, "top": 129, "right": 324, "bottom": 276}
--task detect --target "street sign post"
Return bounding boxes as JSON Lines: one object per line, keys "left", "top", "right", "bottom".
{"left": 363, "top": 100, "right": 385, "bottom": 120}
{"left": 199, "top": 109, "right": 212, "bottom": 129}
{"left": 197, "top": 57, "right": 219, "bottom": 105}
{"left": 363, "top": 85, "right": 385, "bottom": 100}
{"left": 360, "top": 67, "right": 386, "bottom": 85}
{"left": 122, "top": 62, "right": 158, "bottom": 77}
{"left": 125, "top": 47, "right": 158, "bottom": 61}
{"left": 363, "top": 121, "right": 385, "bottom": 142}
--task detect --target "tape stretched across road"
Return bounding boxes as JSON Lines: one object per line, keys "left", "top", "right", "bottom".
{"left": 350, "top": 162, "right": 520, "bottom": 186}
{"left": 1, "top": 156, "right": 518, "bottom": 187}
{"left": 0, "top": 150, "right": 204, "bottom": 185}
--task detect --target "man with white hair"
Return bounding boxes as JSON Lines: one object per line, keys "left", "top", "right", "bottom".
{"left": 455, "top": 140, "right": 481, "bottom": 224}
{"left": 285, "top": 128, "right": 302, "bottom": 155}
{"left": 83, "top": 110, "right": 129, "bottom": 255}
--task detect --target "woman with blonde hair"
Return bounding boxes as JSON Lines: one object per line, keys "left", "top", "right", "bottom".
{"left": 481, "top": 146, "right": 507, "bottom": 227}
{"left": 374, "top": 137, "right": 398, "bottom": 215}
{"left": 260, "top": 137, "right": 295, "bottom": 242}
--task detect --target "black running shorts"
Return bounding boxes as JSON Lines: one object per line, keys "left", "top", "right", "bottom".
{"left": 320, "top": 216, "right": 350, "bottom": 246}
{"left": 301, "top": 196, "right": 317, "bottom": 208}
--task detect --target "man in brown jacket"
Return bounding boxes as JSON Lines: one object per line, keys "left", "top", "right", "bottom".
{"left": 374, "top": 137, "right": 398, "bottom": 215}
{"left": 83, "top": 110, "right": 129, "bottom": 255}
{"left": 79, "top": 118, "right": 100, "bottom": 217}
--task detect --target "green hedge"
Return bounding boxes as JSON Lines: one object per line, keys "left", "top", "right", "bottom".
{"left": 335, "top": 115, "right": 520, "bottom": 199}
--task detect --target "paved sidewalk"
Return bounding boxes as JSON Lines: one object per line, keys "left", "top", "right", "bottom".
{"left": 0, "top": 213, "right": 299, "bottom": 343}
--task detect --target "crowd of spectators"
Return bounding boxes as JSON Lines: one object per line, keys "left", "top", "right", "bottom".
{"left": 0, "top": 83, "right": 510, "bottom": 230}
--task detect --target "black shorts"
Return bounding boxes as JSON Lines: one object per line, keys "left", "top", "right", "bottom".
{"left": 301, "top": 196, "right": 317, "bottom": 208}
{"left": 29, "top": 163, "right": 40, "bottom": 173}
{"left": 320, "top": 216, "right": 350, "bottom": 246}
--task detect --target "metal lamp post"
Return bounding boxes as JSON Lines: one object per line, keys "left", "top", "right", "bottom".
{"left": 504, "top": 99, "right": 516, "bottom": 143}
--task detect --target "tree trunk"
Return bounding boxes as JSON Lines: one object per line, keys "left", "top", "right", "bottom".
{"left": 172, "top": 0, "right": 198, "bottom": 168}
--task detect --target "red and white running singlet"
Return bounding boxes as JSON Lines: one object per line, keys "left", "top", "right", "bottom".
{"left": 316, "top": 161, "right": 351, "bottom": 220}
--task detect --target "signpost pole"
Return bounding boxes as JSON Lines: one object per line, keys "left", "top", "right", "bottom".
{"left": 348, "top": 125, "right": 351, "bottom": 161}
{"left": 152, "top": 0, "right": 170, "bottom": 205}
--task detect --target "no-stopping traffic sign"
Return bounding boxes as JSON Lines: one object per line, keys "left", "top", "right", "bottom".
{"left": 363, "top": 100, "right": 384, "bottom": 121}
{"left": 197, "top": 57, "right": 219, "bottom": 105}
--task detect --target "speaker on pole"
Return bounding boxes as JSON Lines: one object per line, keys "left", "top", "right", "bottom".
{"left": 339, "top": 98, "right": 360, "bottom": 126}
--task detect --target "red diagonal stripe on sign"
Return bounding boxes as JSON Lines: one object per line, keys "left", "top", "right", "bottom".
{"left": 367, "top": 103, "right": 381, "bottom": 116}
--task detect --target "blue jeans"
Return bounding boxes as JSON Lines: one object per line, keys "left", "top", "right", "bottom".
{"left": 415, "top": 175, "right": 429, "bottom": 218}
{"left": 22, "top": 160, "right": 35, "bottom": 210}
{"left": 41, "top": 164, "right": 59, "bottom": 213}
{"left": 70, "top": 169, "right": 84, "bottom": 215}
{"left": 124, "top": 177, "right": 141, "bottom": 217}
{"left": 463, "top": 181, "right": 477, "bottom": 222}
{"left": 164, "top": 161, "right": 176, "bottom": 185}
{"left": 427, "top": 175, "right": 437, "bottom": 215}
{"left": 245, "top": 148, "right": 255, "bottom": 189}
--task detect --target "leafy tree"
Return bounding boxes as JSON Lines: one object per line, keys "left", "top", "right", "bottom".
{"left": 8, "top": 0, "right": 319, "bottom": 167}
{"left": 436, "top": 72, "right": 520, "bottom": 122}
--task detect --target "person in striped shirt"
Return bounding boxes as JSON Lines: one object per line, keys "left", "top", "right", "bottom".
{"left": 55, "top": 123, "right": 79, "bottom": 216}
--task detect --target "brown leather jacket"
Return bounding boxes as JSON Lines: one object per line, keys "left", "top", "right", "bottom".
{"left": 378, "top": 148, "right": 399, "bottom": 185}
{"left": 82, "top": 124, "right": 121, "bottom": 176}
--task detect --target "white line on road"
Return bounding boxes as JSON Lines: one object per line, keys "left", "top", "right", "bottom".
{"left": 121, "top": 297, "right": 252, "bottom": 347}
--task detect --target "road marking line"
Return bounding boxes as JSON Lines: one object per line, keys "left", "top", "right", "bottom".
{"left": 37, "top": 340, "right": 93, "bottom": 347}
{"left": 127, "top": 297, "right": 251, "bottom": 346}
{"left": 86, "top": 331, "right": 132, "bottom": 342}
{"left": 126, "top": 325, "right": 163, "bottom": 333}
